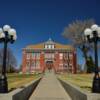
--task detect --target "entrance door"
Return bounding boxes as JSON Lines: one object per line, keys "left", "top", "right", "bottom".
{"left": 46, "top": 61, "right": 53, "bottom": 70}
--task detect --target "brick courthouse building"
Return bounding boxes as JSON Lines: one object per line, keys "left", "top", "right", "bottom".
{"left": 22, "top": 38, "right": 77, "bottom": 73}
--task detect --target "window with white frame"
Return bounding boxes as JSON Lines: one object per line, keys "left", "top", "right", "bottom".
{"left": 52, "top": 45, "right": 54, "bottom": 49}
{"left": 45, "top": 53, "right": 47, "bottom": 58}
{"left": 26, "top": 61, "right": 30, "bottom": 69}
{"left": 36, "top": 61, "right": 40, "bottom": 68}
{"left": 64, "top": 53, "right": 71, "bottom": 59}
{"left": 69, "top": 53, "right": 73, "bottom": 58}
{"left": 31, "top": 61, "right": 35, "bottom": 68}
{"left": 51, "top": 53, "right": 54, "bottom": 58}
{"left": 32, "top": 53, "right": 35, "bottom": 59}
{"left": 26, "top": 53, "right": 30, "bottom": 59}
{"left": 59, "top": 53, "right": 63, "bottom": 59}
{"left": 45, "top": 53, "right": 54, "bottom": 59}
{"left": 45, "top": 45, "right": 48, "bottom": 49}
{"left": 32, "top": 53, "right": 40, "bottom": 59}
{"left": 36, "top": 53, "right": 40, "bottom": 59}
{"left": 59, "top": 63, "right": 63, "bottom": 69}
{"left": 63, "top": 53, "right": 67, "bottom": 60}
{"left": 45, "top": 44, "right": 55, "bottom": 49}
{"left": 69, "top": 63, "right": 73, "bottom": 66}
{"left": 48, "top": 45, "right": 51, "bottom": 49}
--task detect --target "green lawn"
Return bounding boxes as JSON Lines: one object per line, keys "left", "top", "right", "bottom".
{"left": 58, "top": 73, "right": 94, "bottom": 92}
{"left": 7, "top": 73, "right": 41, "bottom": 91}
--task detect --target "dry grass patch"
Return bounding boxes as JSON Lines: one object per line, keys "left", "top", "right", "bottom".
{"left": 7, "top": 73, "right": 41, "bottom": 91}
{"left": 58, "top": 73, "right": 94, "bottom": 92}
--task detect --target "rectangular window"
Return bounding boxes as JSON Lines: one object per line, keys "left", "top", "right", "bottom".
{"left": 69, "top": 53, "right": 73, "bottom": 58}
{"left": 45, "top": 53, "right": 47, "bottom": 58}
{"left": 48, "top": 45, "right": 51, "bottom": 49}
{"left": 45, "top": 45, "right": 48, "bottom": 49}
{"left": 36, "top": 53, "right": 40, "bottom": 59}
{"left": 45, "top": 44, "right": 55, "bottom": 49}
{"left": 52, "top": 45, "right": 54, "bottom": 49}
{"left": 36, "top": 61, "right": 40, "bottom": 68}
{"left": 32, "top": 53, "right": 40, "bottom": 59}
{"left": 31, "top": 61, "right": 35, "bottom": 68}
{"left": 51, "top": 53, "right": 54, "bottom": 58}
{"left": 59, "top": 53, "right": 63, "bottom": 60}
{"left": 26, "top": 61, "right": 30, "bottom": 71}
{"left": 32, "top": 53, "right": 35, "bottom": 59}
{"left": 45, "top": 53, "right": 54, "bottom": 59}
{"left": 59, "top": 63, "right": 63, "bottom": 66}
{"left": 59, "top": 63, "right": 63, "bottom": 69}
{"left": 26, "top": 53, "right": 30, "bottom": 59}
{"left": 64, "top": 53, "right": 71, "bottom": 59}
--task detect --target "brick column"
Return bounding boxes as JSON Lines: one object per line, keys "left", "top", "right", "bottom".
{"left": 54, "top": 52, "right": 59, "bottom": 72}
{"left": 22, "top": 50, "right": 26, "bottom": 73}
{"left": 72, "top": 50, "right": 77, "bottom": 74}
{"left": 30, "top": 53, "right": 32, "bottom": 73}
{"left": 40, "top": 52, "right": 45, "bottom": 73}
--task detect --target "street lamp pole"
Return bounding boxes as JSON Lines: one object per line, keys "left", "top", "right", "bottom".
{"left": 1, "top": 32, "right": 8, "bottom": 92}
{"left": 0, "top": 25, "right": 17, "bottom": 93}
{"left": 84, "top": 24, "right": 100, "bottom": 93}
{"left": 94, "top": 32, "right": 98, "bottom": 75}
{"left": 92, "top": 30, "right": 100, "bottom": 92}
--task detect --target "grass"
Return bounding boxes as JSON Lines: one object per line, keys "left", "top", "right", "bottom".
{"left": 58, "top": 73, "right": 94, "bottom": 92}
{"left": 7, "top": 73, "right": 41, "bottom": 91}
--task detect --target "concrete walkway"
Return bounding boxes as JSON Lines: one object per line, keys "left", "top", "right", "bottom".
{"left": 29, "top": 70, "right": 71, "bottom": 100}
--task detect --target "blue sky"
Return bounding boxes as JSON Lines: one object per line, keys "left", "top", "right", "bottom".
{"left": 0, "top": 0, "right": 100, "bottom": 67}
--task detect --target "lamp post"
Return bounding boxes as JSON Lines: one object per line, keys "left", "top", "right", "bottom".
{"left": 0, "top": 25, "right": 17, "bottom": 93}
{"left": 84, "top": 24, "right": 100, "bottom": 93}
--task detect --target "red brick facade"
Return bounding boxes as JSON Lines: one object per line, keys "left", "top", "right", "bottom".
{"left": 22, "top": 39, "right": 77, "bottom": 73}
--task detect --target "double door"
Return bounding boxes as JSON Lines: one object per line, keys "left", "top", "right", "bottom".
{"left": 46, "top": 61, "right": 53, "bottom": 70}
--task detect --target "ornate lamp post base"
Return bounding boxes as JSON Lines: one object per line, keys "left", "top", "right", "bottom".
{"left": 0, "top": 76, "right": 8, "bottom": 93}
{"left": 92, "top": 75, "right": 100, "bottom": 93}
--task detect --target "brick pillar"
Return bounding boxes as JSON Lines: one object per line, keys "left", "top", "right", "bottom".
{"left": 30, "top": 53, "right": 32, "bottom": 73}
{"left": 54, "top": 52, "right": 59, "bottom": 72}
{"left": 72, "top": 50, "right": 77, "bottom": 74}
{"left": 22, "top": 50, "right": 26, "bottom": 73}
{"left": 40, "top": 52, "right": 45, "bottom": 73}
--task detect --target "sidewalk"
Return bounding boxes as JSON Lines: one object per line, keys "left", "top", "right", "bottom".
{"left": 29, "top": 70, "right": 71, "bottom": 100}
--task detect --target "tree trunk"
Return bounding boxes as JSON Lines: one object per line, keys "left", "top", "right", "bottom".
{"left": 80, "top": 45, "right": 94, "bottom": 73}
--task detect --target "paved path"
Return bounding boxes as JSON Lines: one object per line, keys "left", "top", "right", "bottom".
{"left": 29, "top": 70, "right": 71, "bottom": 100}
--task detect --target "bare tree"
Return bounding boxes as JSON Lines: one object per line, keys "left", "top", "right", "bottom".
{"left": 62, "top": 19, "right": 95, "bottom": 72}
{"left": 0, "top": 48, "right": 17, "bottom": 73}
